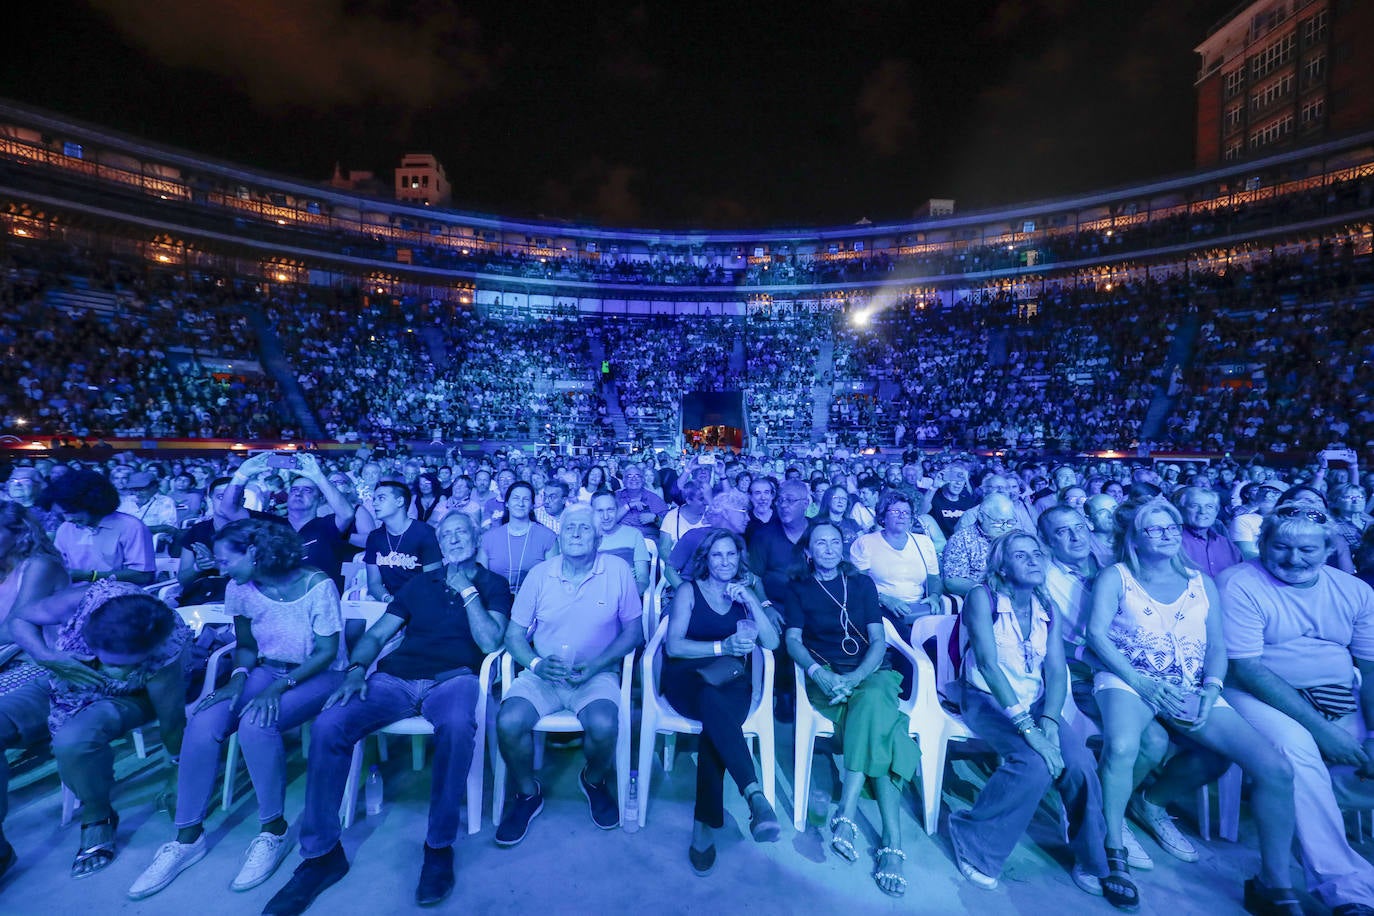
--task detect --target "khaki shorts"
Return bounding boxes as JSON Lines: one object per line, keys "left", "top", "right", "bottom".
{"left": 504, "top": 668, "right": 621, "bottom": 719}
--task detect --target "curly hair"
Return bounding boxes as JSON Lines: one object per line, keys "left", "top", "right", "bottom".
{"left": 683, "top": 528, "right": 751, "bottom": 583}
{"left": 83, "top": 593, "right": 176, "bottom": 657}
{"left": 39, "top": 469, "right": 120, "bottom": 519}
{"left": 0, "top": 500, "right": 62, "bottom": 576}
{"left": 214, "top": 517, "right": 304, "bottom": 577}
{"left": 874, "top": 488, "right": 914, "bottom": 523}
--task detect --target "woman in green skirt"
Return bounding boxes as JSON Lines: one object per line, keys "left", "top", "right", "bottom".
{"left": 784, "top": 521, "right": 919, "bottom": 898}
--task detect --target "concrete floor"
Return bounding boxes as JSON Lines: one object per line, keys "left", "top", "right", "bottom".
{"left": 0, "top": 726, "right": 1340, "bottom": 915}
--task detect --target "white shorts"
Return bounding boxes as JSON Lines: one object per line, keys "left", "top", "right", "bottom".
{"left": 504, "top": 668, "right": 621, "bottom": 719}
{"left": 1092, "top": 670, "right": 1230, "bottom": 711}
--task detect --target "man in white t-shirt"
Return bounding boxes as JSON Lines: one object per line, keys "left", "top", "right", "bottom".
{"left": 1222, "top": 506, "right": 1374, "bottom": 913}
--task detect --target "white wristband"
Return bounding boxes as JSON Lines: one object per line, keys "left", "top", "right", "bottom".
{"left": 712, "top": 641, "right": 723, "bottom": 657}
{"left": 806, "top": 662, "right": 823, "bottom": 679}
{"left": 531, "top": 656, "right": 544, "bottom": 672}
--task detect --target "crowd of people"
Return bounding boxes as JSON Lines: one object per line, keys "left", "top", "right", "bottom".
{"left": 2, "top": 442, "right": 1373, "bottom": 914}
{"left": 6, "top": 236, "right": 1374, "bottom": 462}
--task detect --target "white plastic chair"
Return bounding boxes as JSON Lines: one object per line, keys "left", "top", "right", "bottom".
{"left": 791, "top": 662, "right": 838, "bottom": 830}
{"left": 491, "top": 651, "right": 635, "bottom": 828}
{"left": 339, "top": 650, "right": 502, "bottom": 834}
{"left": 891, "top": 616, "right": 978, "bottom": 835}
{"left": 640, "top": 577, "right": 669, "bottom": 644}
{"left": 636, "top": 617, "right": 775, "bottom": 827}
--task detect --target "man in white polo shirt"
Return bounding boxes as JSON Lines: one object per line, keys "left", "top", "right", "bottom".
{"left": 494, "top": 506, "right": 642, "bottom": 845}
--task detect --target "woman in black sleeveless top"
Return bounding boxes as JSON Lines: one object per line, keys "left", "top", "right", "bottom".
{"left": 661, "top": 528, "right": 780, "bottom": 875}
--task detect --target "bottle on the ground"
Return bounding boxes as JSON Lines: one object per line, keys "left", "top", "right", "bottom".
{"left": 365, "top": 764, "right": 384, "bottom": 816}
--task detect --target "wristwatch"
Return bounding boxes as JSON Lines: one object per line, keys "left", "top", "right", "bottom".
{"left": 284, "top": 676, "right": 298, "bottom": 690}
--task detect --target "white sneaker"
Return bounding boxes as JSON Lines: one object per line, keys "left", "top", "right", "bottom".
{"left": 230, "top": 831, "right": 293, "bottom": 892}
{"left": 128, "top": 835, "right": 208, "bottom": 900}
{"left": 1121, "top": 823, "right": 1154, "bottom": 870}
{"left": 1129, "top": 794, "right": 1200, "bottom": 863}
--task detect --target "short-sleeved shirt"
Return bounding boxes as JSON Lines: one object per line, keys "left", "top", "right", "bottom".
{"left": 848, "top": 531, "right": 940, "bottom": 605}
{"left": 929, "top": 488, "right": 979, "bottom": 537}
{"left": 942, "top": 526, "right": 993, "bottom": 584}
{"left": 615, "top": 489, "right": 668, "bottom": 536}
{"left": 1220, "top": 559, "right": 1374, "bottom": 689}
{"left": 481, "top": 522, "right": 558, "bottom": 593}
{"left": 364, "top": 520, "right": 442, "bottom": 594}
{"left": 378, "top": 564, "right": 513, "bottom": 679}
{"left": 54, "top": 512, "right": 156, "bottom": 575}
{"left": 1180, "top": 526, "right": 1243, "bottom": 578}
{"left": 784, "top": 573, "right": 881, "bottom": 674}
{"left": 48, "top": 579, "right": 191, "bottom": 732}
{"left": 119, "top": 494, "right": 179, "bottom": 530}
{"left": 227, "top": 575, "right": 346, "bottom": 669}
{"left": 510, "top": 554, "right": 641, "bottom": 661}
{"left": 597, "top": 524, "right": 649, "bottom": 574}
{"left": 1044, "top": 558, "right": 1096, "bottom": 650}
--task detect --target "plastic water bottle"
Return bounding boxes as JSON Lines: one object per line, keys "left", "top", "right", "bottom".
{"left": 622, "top": 771, "right": 640, "bottom": 833}
{"left": 365, "top": 765, "right": 383, "bottom": 816}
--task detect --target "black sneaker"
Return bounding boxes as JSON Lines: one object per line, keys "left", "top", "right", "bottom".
{"left": 580, "top": 769, "right": 620, "bottom": 829}
{"left": 494, "top": 783, "right": 544, "bottom": 847}
{"left": 261, "top": 843, "right": 349, "bottom": 916}
{"left": 747, "top": 790, "right": 781, "bottom": 843}
{"left": 415, "top": 844, "right": 454, "bottom": 907}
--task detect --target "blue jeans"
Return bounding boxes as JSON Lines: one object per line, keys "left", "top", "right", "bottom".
{"left": 0, "top": 677, "right": 51, "bottom": 825}
{"left": 949, "top": 687, "right": 1109, "bottom": 878}
{"left": 175, "top": 665, "right": 344, "bottom": 828}
{"left": 299, "top": 671, "right": 479, "bottom": 858}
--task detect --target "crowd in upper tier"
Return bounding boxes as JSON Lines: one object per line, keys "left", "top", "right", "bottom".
{"left": 1, "top": 443, "right": 1374, "bottom": 914}
{"left": 4, "top": 234, "right": 1373, "bottom": 456}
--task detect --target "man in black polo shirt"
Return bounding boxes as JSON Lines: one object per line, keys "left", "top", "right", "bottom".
{"left": 265, "top": 512, "right": 511, "bottom": 915}
{"left": 364, "top": 481, "right": 442, "bottom": 604}
{"left": 927, "top": 461, "right": 978, "bottom": 538}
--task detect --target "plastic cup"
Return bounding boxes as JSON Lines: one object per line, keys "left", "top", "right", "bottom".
{"left": 736, "top": 619, "right": 758, "bottom": 642}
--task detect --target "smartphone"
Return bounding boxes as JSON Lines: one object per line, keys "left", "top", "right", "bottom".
{"left": 1169, "top": 691, "right": 1202, "bottom": 726}
{"left": 266, "top": 453, "right": 300, "bottom": 470}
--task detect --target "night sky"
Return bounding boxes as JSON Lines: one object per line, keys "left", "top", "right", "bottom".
{"left": 2, "top": 0, "right": 1239, "bottom": 229}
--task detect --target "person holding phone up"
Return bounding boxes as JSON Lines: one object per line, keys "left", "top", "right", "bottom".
{"left": 1089, "top": 497, "right": 1299, "bottom": 915}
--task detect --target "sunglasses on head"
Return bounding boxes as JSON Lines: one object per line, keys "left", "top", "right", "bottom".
{"left": 1274, "top": 505, "right": 1328, "bottom": 524}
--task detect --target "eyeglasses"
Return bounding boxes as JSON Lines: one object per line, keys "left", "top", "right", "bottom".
{"left": 1142, "top": 524, "right": 1181, "bottom": 540}
{"left": 1274, "top": 505, "right": 1329, "bottom": 523}
{"left": 983, "top": 518, "right": 1018, "bottom": 530}
{"left": 885, "top": 508, "right": 913, "bottom": 518}
{"left": 776, "top": 496, "right": 806, "bottom": 505}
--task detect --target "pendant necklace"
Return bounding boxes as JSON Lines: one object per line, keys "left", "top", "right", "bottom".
{"left": 814, "top": 572, "right": 861, "bottom": 656}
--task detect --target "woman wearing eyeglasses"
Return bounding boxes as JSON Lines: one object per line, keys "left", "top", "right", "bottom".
{"left": 1088, "top": 497, "right": 1299, "bottom": 915}
{"left": 848, "top": 490, "right": 943, "bottom": 625}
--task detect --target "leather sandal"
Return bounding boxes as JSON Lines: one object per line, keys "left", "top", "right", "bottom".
{"left": 1102, "top": 847, "right": 1140, "bottom": 911}
{"left": 72, "top": 811, "right": 119, "bottom": 879}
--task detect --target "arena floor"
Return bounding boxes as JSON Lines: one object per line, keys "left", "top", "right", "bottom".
{"left": 1, "top": 725, "right": 1334, "bottom": 914}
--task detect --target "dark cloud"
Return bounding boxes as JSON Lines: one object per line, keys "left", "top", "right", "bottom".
{"left": 856, "top": 59, "right": 917, "bottom": 157}
{"left": 86, "top": 0, "right": 494, "bottom": 110}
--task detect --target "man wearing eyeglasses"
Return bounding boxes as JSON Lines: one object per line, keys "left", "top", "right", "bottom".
{"left": 941, "top": 494, "right": 1021, "bottom": 598}
{"left": 1174, "top": 487, "right": 1243, "bottom": 578}
{"left": 1221, "top": 505, "right": 1374, "bottom": 914}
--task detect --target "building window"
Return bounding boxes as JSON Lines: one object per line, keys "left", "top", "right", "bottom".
{"left": 1224, "top": 139, "right": 1245, "bottom": 161}
{"left": 1249, "top": 115, "right": 1295, "bottom": 149}
{"left": 1302, "top": 54, "right": 1327, "bottom": 88}
{"left": 1300, "top": 10, "right": 1328, "bottom": 46}
{"left": 1301, "top": 97, "right": 1325, "bottom": 127}
{"left": 1250, "top": 73, "right": 1294, "bottom": 113}
{"left": 1225, "top": 104, "right": 1245, "bottom": 131}
{"left": 1224, "top": 68, "right": 1246, "bottom": 100}
{"left": 1251, "top": 33, "right": 1295, "bottom": 81}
